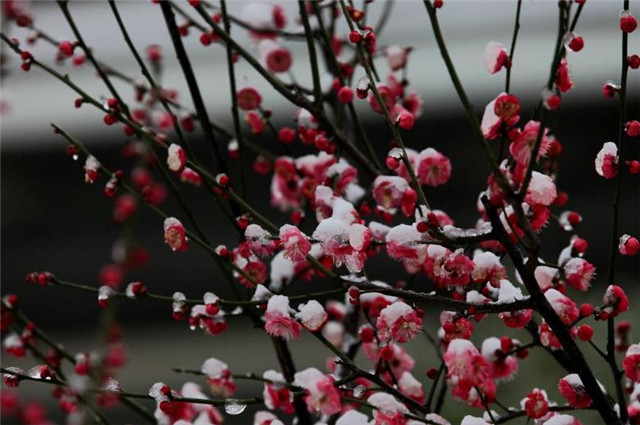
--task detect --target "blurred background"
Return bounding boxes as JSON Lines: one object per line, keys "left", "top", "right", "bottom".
{"left": 1, "top": 0, "right": 639, "bottom": 424}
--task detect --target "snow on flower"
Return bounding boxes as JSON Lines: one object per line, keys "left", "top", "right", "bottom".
{"left": 201, "top": 357, "right": 236, "bottom": 397}
{"left": 84, "top": 155, "right": 101, "bottom": 183}
{"left": 595, "top": 142, "right": 619, "bottom": 179}
{"left": 336, "top": 410, "right": 371, "bottom": 425}
{"left": 563, "top": 257, "right": 595, "bottom": 291}
{"left": 245, "top": 224, "right": 277, "bottom": 257}
{"left": 262, "top": 370, "right": 294, "bottom": 414}
{"left": 415, "top": 148, "right": 452, "bottom": 187}
{"left": 313, "top": 217, "right": 366, "bottom": 273}
{"left": 521, "top": 388, "right": 549, "bottom": 419}
{"left": 164, "top": 218, "right": 188, "bottom": 252}
{"left": 525, "top": 172, "right": 557, "bottom": 206}
{"left": 264, "top": 295, "right": 301, "bottom": 340}
{"left": 257, "top": 39, "right": 292, "bottom": 73}
{"left": 623, "top": 344, "right": 640, "bottom": 382}
{"left": 376, "top": 301, "right": 422, "bottom": 343}
{"left": 483, "top": 41, "right": 508, "bottom": 74}
{"left": 167, "top": 144, "right": 186, "bottom": 172}
{"left": 398, "top": 371, "right": 425, "bottom": 404}
{"left": 544, "top": 289, "right": 579, "bottom": 325}
{"left": 295, "top": 300, "right": 328, "bottom": 332}
{"left": 294, "top": 368, "right": 341, "bottom": 415}
{"left": 472, "top": 250, "right": 507, "bottom": 287}
{"left": 444, "top": 339, "right": 490, "bottom": 401}
{"left": 372, "top": 176, "right": 416, "bottom": 217}
{"left": 558, "top": 374, "right": 599, "bottom": 408}
{"left": 367, "top": 392, "right": 408, "bottom": 425}
{"left": 481, "top": 337, "right": 518, "bottom": 380}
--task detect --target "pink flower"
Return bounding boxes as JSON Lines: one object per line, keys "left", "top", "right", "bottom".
{"left": 619, "top": 234, "right": 640, "bottom": 256}
{"left": 367, "top": 393, "right": 409, "bottom": 425}
{"left": 544, "top": 289, "right": 579, "bottom": 325}
{"left": 398, "top": 371, "right": 426, "bottom": 404}
{"left": 262, "top": 370, "right": 294, "bottom": 414}
{"left": 416, "top": 148, "right": 452, "bottom": 187}
{"left": 264, "top": 295, "right": 301, "bottom": 340}
{"left": 245, "top": 224, "right": 277, "bottom": 257}
{"left": 472, "top": 251, "right": 507, "bottom": 287}
{"left": 385, "top": 45, "right": 409, "bottom": 71}
{"left": 84, "top": 155, "right": 101, "bottom": 183}
{"left": 483, "top": 41, "right": 508, "bottom": 74}
{"left": 444, "top": 339, "right": 490, "bottom": 400}
{"left": 623, "top": 344, "right": 640, "bottom": 383}
{"left": 376, "top": 301, "right": 422, "bottom": 343}
{"left": 167, "top": 144, "right": 186, "bottom": 172}
{"left": 521, "top": 388, "right": 549, "bottom": 419}
{"left": 525, "top": 172, "right": 557, "bottom": 206}
{"left": 556, "top": 59, "right": 574, "bottom": 93}
{"left": 236, "top": 86, "right": 262, "bottom": 110}
{"left": 294, "top": 368, "right": 341, "bottom": 416}
{"left": 164, "top": 217, "right": 188, "bottom": 251}
{"left": 563, "top": 258, "right": 595, "bottom": 291}
{"left": 602, "top": 284, "right": 629, "bottom": 317}
{"left": 481, "top": 337, "right": 518, "bottom": 380}
{"left": 481, "top": 93, "right": 520, "bottom": 140}
{"left": 369, "top": 83, "right": 397, "bottom": 114}
{"left": 558, "top": 374, "right": 593, "bottom": 408}
{"left": 257, "top": 39, "right": 292, "bottom": 73}
{"left": 279, "top": 225, "right": 311, "bottom": 262}
{"left": 295, "top": 300, "right": 328, "bottom": 332}
{"left": 312, "top": 218, "right": 366, "bottom": 273}
{"left": 425, "top": 247, "right": 474, "bottom": 287}
{"left": 201, "top": 357, "right": 236, "bottom": 397}
{"left": 595, "top": 142, "right": 619, "bottom": 179}
{"left": 509, "top": 121, "right": 552, "bottom": 167}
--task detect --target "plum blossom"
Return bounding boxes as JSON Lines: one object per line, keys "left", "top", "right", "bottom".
{"left": 367, "top": 392, "right": 409, "bottom": 425}
{"left": 167, "top": 144, "right": 186, "bottom": 172}
{"left": 294, "top": 368, "right": 341, "bottom": 415}
{"left": 525, "top": 172, "right": 557, "bottom": 206}
{"left": 257, "top": 39, "right": 292, "bottom": 73}
{"left": 623, "top": 344, "right": 640, "bottom": 382}
{"left": 481, "top": 337, "right": 518, "bottom": 380}
{"left": 425, "top": 247, "right": 474, "bottom": 287}
{"left": 398, "top": 371, "right": 425, "bottom": 404}
{"left": 245, "top": 224, "right": 277, "bottom": 257}
{"left": 201, "top": 358, "right": 236, "bottom": 397}
{"left": 595, "top": 142, "right": 618, "bottom": 179}
{"left": 619, "top": 234, "right": 640, "bottom": 256}
{"left": 415, "top": 148, "right": 452, "bottom": 187}
{"left": 372, "top": 176, "right": 417, "bottom": 217}
{"left": 544, "top": 289, "right": 579, "bottom": 325}
{"left": 563, "top": 258, "right": 595, "bottom": 291}
{"left": 481, "top": 93, "right": 520, "bottom": 140}
{"left": 376, "top": 301, "right": 423, "bottom": 343}
{"left": 509, "top": 121, "right": 553, "bottom": 168}
{"left": 83, "top": 155, "right": 100, "bottom": 183}
{"left": 264, "top": 295, "right": 301, "bottom": 340}
{"left": 295, "top": 300, "right": 328, "bottom": 332}
{"left": 472, "top": 251, "right": 507, "bottom": 287}
{"left": 483, "top": 41, "right": 508, "bottom": 74}
{"left": 444, "top": 339, "right": 490, "bottom": 401}
{"left": 558, "top": 374, "right": 600, "bottom": 408}
{"left": 521, "top": 388, "right": 549, "bottom": 419}
{"left": 262, "top": 370, "right": 294, "bottom": 414}
{"left": 164, "top": 218, "right": 188, "bottom": 252}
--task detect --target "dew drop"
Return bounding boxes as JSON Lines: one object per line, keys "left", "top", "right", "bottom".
{"left": 72, "top": 155, "right": 79, "bottom": 161}
{"left": 224, "top": 398, "right": 247, "bottom": 415}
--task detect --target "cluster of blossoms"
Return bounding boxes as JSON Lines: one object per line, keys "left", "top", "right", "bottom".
{"left": 1, "top": 1, "right": 639, "bottom": 425}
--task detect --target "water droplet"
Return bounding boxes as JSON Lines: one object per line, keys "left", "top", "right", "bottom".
{"left": 72, "top": 155, "right": 79, "bottom": 161}
{"left": 353, "top": 385, "right": 366, "bottom": 398}
{"left": 224, "top": 398, "right": 247, "bottom": 415}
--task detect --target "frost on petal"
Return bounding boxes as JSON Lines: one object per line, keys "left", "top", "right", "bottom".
{"left": 595, "top": 142, "right": 618, "bottom": 179}
{"left": 296, "top": 300, "right": 328, "bottom": 332}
